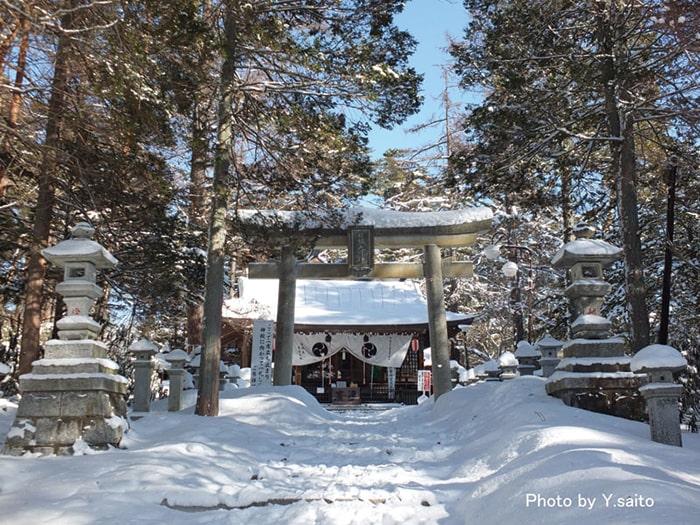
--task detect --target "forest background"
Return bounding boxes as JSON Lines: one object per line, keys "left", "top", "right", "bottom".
{"left": 1, "top": 1, "right": 698, "bottom": 417}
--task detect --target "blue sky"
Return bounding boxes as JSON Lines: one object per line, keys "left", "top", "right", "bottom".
{"left": 367, "top": 0, "right": 477, "bottom": 159}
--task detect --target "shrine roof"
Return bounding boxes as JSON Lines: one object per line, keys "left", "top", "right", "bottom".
{"left": 224, "top": 277, "right": 473, "bottom": 331}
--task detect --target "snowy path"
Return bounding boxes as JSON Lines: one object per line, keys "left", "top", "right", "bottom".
{"left": 1, "top": 378, "right": 699, "bottom": 524}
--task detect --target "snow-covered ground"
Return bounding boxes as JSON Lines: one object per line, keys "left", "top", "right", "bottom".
{"left": 1, "top": 377, "right": 699, "bottom": 524}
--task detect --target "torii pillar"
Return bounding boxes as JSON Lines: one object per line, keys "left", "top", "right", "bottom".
{"left": 272, "top": 245, "right": 297, "bottom": 386}
{"left": 424, "top": 244, "right": 452, "bottom": 399}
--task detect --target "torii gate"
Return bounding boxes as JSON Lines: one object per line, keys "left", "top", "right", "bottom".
{"left": 238, "top": 207, "right": 492, "bottom": 399}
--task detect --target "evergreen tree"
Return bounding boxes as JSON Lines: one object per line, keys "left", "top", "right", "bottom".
{"left": 1, "top": 1, "right": 197, "bottom": 372}
{"left": 450, "top": 0, "right": 700, "bottom": 351}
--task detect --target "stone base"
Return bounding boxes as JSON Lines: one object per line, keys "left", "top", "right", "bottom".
{"left": 546, "top": 372, "right": 645, "bottom": 420}
{"left": 547, "top": 342, "right": 646, "bottom": 420}
{"left": 3, "top": 339, "right": 128, "bottom": 456}
{"left": 3, "top": 396, "right": 128, "bottom": 456}
{"left": 562, "top": 337, "right": 626, "bottom": 359}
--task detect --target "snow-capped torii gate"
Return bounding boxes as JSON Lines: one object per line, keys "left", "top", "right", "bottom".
{"left": 239, "top": 207, "right": 493, "bottom": 399}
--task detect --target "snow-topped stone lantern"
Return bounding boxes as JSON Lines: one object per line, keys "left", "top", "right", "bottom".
{"left": 3, "top": 223, "right": 127, "bottom": 455}
{"left": 515, "top": 340, "right": 541, "bottom": 376}
{"left": 554, "top": 222, "right": 621, "bottom": 339}
{"left": 536, "top": 334, "right": 563, "bottom": 378}
{"left": 498, "top": 351, "right": 518, "bottom": 380}
{"left": 47, "top": 222, "right": 117, "bottom": 340}
{"left": 483, "top": 359, "right": 501, "bottom": 381}
{"left": 129, "top": 338, "right": 158, "bottom": 412}
{"left": 546, "top": 223, "right": 643, "bottom": 418}
{"left": 165, "top": 349, "right": 189, "bottom": 412}
{"left": 631, "top": 344, "right": 687, "bottom": 447}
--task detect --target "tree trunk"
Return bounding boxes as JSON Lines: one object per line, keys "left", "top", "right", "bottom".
{"left": 185, "top": 302, "right": 203, "bottom": 350}
{"left": 18, "top": 5, "right": 77, "bottom": 375}
{"left": 184, "top": 111, "right": 207, "bottom": 351}
{"left": 0, "top": 20, "right": 22, "bottom": 116}
{"left": 598, "top": 9, "right": 650, "bottom": 353}
{"left": 616, "top": 113, "right": 650, "bottom": 351}
{"left": 559, "top": 160, "right": 574, "bottom": 243}
{"left": 195, "top": 1, "right": 238, "bottom": 416}
{"left": 0, "top": 15, "right": 29, "bottom": 199}
{"left": 184, "top": 0, "right": 214, "bottom": 352}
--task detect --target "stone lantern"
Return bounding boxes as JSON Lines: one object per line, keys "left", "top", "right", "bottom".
{"left": 514, "top": 340, "right": 541, "bottom": 376}
{"left": 4, "top": 223, "right": 127, "bottom": 455}
{"left": 631, "top": 344, "right": 687, "bottom": 446}
{"left": 553, "top": 222, "right": 621, "bottom": 339}
{"left": 536, "top": 334, "right": 563, "bottom": 378}
{"left": 483, "top": 359, "right": 501, "bottom": 381}
{"left": 129, "top": 338, "right": 158, "bottom": 412}
{"left": 47, "top": 222, "right": 117, "bottom": 340}
{"left": 498, "top": 351, "right": 518, "bottom": 380}
{"left": 165, "top": 349, "right": 189, "bottom": 412}
{"left": 545, "top": 223, "right": 643, "bottom": 418}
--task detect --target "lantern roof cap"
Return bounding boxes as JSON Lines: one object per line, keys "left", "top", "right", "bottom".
{"left": 515, "top": 340, "right": 541, "bottom": 357}
{"left": 631, "top": 344, "right": 687, "bottom": 373}
{"left": 499, "top": 351, "right": 518, "bottom": 366}
{"left": 42, "top": 222, "right": 118, "bottom": 269}
{"left": 536, "top": 333, "right": 563, "bottom": 349}
{"left": 551, "top": 224, "right": 622, "bottom": 269}
{"left": 165, "top": 349, "right": 190, "bottom": 363}
{"left": 129, "top": 338, "right": 158, "bottom": 354}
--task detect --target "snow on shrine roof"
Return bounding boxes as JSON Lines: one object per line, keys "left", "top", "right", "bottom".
{"left": 226, "top": 277, "right": 473, "bottom": 330}
{"left": 237, "top": 206, "right": 493, "bottom": 230}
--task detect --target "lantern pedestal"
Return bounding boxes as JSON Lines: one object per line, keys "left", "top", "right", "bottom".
{"left": 5, "top": 339, "right": 127, "bottom": 455}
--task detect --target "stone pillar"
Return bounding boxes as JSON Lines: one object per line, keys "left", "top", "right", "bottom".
{"left": 165, "top": 349, "right": 189, "bottom": 412}
{"left": 129, "top": 338, "right": 157, "bottom": 412}
{"left": 631, "top": 344, "right": 687, "bottom": 446}
{"left": 273, "top": 246, "right": 297, "bottom": 386}
{"left": 424, "top": 244, "right": 452, "bottom": 399}
{"left": 3, "top": 223, "right": 127, "bottom": 455}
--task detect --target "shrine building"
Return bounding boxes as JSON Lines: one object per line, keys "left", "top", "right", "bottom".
{"left": 222, "top": 277, "right": 474, "bottom": 404}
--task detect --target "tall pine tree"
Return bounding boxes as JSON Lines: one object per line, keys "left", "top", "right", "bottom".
{"left": 450, "top": 0, "right": 700, "bottom": 351}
